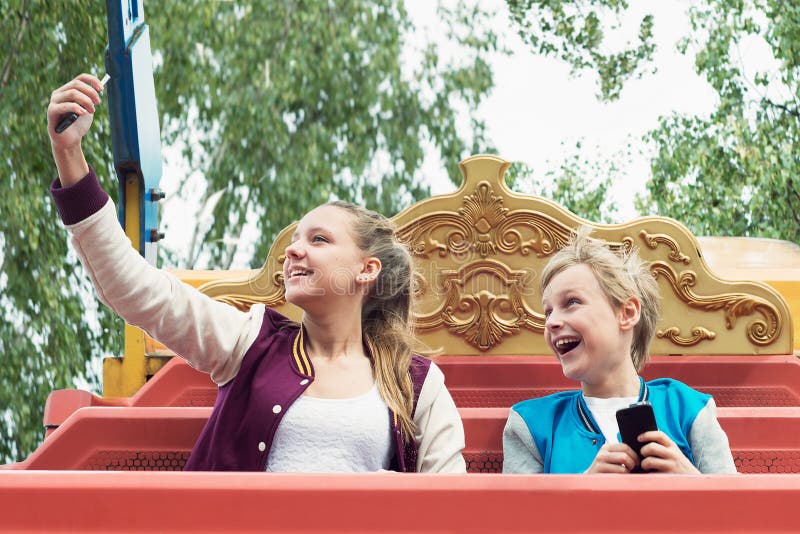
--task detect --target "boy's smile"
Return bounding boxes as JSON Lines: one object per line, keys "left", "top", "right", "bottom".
{"left": 553, "top": 336, "right": 581, "bottom": 356}
{"left": 542, "top": 263, "right": 639, "bottom": 396}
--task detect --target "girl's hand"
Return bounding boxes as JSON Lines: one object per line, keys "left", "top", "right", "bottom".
{"left": 47, "top": 73, "right": 105, "bottom": 148}
{"left": 585, "top": 442, "right": 639, "bottom": 474}
{"left": 638, "top": 431, "right": 700, "bottom": 474}
{"left": 47, "top": 74, "right": 105, "bottom": 185}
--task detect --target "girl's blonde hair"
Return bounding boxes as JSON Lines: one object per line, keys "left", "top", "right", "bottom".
{"left": 540, "top": 226, "right": 661, "bottom": 372}
{"left": 327, "top": 201, "right": 417, "bottom": 440}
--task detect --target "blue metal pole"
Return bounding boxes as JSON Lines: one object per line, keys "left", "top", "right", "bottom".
{"left": 104, "top": 0, "right": 164, "bottom": 264}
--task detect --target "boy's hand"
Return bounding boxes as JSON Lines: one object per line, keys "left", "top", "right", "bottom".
{"left": 585, "top": 442, "right": 639, "bottom": 474}
{"left": 638, "top": 430, "right": 700, "bottom": 474}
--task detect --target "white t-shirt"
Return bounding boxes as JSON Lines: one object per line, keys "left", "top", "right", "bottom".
{"left": 266, "top": 382, "right": 393, "bottom": 472}
{"left": 583, "top": 395, "right": 638, "bottom": 444}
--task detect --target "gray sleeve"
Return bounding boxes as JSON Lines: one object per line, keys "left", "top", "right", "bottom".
{"left": 689, "top": 398, "right": 738, "bottom": 474}
{"left": 502, "top": 409, "right": 544, "bottom": 474}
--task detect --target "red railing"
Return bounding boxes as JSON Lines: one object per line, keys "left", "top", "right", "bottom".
{"left": 7, "top": 405, "right": 800, "bottom": 474}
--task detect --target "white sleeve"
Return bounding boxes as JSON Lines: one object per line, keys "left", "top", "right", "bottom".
{"left": 502, "top": 408, "right": 544, "bottom": 473}
{"left": 66, "top": 199, "right": 263, "bottom": 385}
{"left": 689, "top": 398, "right": 738, "bottom": 474}
{"left": 413, "top": 362, "right": 467, "bottom": 473}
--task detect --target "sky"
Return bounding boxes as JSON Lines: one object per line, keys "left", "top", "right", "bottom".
{"left": 407, "top": 0, "right": 719, "bottom": 220}
{"left": 161, "top": 1, "right": 728, "bottom": 267}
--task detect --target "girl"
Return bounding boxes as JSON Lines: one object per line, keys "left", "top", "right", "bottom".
{"left": 47, "top": 74, "right": 466, "bottom": 473}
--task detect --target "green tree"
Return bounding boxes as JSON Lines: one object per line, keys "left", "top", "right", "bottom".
{"left": 1, "top": 0, "right": 121, "bottom": 464}
{"left": 0, "top": 0, "right": 497, "bottom": 462}
{"left": 507, "top": 141, "right": 624, "bottom": 223}
{"left": 151, "top": 1, "right": 499, "bottom": 267}
{"left": 507, "top": 0, "right": 800, "bottom": 243}
{"left": 641, "top": 1, "right": 800, "bottom": 243}
{"left": 507, "top": 0, "right": 656, "bottom": 102}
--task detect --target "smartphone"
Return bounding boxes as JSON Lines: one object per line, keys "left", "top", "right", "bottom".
{"left": 55, "top": 74, "right": 111, "bottom": 134}
{"left": 616, "top": 401, "right": 658, "bottom": 473}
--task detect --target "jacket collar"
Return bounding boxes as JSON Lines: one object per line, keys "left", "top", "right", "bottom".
{"left": 291, "top": 326, "right": 314, "bottom": 377}
{"left": 576, "top": 376, "right": 648, "bottom": 434}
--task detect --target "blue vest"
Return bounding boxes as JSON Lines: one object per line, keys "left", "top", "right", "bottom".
{"left": 512, "top": 378, "right": 710, "bottom": 473}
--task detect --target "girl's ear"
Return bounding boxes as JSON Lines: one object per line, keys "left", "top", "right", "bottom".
{"left": 356, "top": 257, "right": 382, "bottom": 285}
{"left": 618, "top": 296, "right": 641, "bottom": 331}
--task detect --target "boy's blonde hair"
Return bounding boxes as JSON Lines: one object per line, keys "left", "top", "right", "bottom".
{"left": 540, "top": 226, "right": 661, "bottom": 372}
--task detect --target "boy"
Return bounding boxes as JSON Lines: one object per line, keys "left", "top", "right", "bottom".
{"left": 503, "top": 228, "right": 736, "bottom": 474}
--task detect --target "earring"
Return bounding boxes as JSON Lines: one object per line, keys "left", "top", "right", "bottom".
{"left": 357, "top": 274, "right": 368, "bottom": 281}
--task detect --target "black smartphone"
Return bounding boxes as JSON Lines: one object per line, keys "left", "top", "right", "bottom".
{"left": 616, "top": 401, "right": 658, "bottom": 473}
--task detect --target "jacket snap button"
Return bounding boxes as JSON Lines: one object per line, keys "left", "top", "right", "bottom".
{"left": 591, "top": 439, "right": 597, "bottom": 445}
{"left": 300, "top": 379, "right": 309, "bottom": 386}
{"left": 258, "top": 441, "right": 266, "bottom": 452}
{"left": 272, "top": 404, "right": 282, "bottom": 414}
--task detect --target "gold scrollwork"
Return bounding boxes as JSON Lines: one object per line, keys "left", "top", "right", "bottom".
{"left": 459, "top": 182, "right": 508, "bottom": 257}
{"left": 411, "top": 271, "right": 428, "bottom": 299}
{"left": 657, "top": 326, "right": 716, "bottom": 347}
{"left": 494, "top": 212, "right": 572, "bottom": 257}
{"left": 398, "top": 182, "right": 510, "bottom": 259}
{"left": 398, "top": 213, "right": 473, "bottom": 259}
{"left": 650, "top": 261, "right": 780, "bottom": 346}
{"left": 213, "top": 295, "right": 251, "bottom": 312}
{"left": 398, "top": 180, "right": 642, "bottom": 266}
{"left": 640, "top": 230, "right": 691, "bottom": 264}
{"left": 204, "top": 271, "right": 286, "bottom": 312}
{"left": 398, "top": 181, "right": 584, "bottom": 260}
{"left": 213, "top": 291, "right": 286, "bottom": 312}
{"left": 413, "top": 259, "right": 543, "bottom": 351}
{"left": 617, "top": 236, "right": 635, "bottom": 256}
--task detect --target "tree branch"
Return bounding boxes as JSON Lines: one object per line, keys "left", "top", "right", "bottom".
{"left": 223, "top": 186, "right": 251, "bottom": 270}
{"left": 787, "top": 180, "right": 800, "bottom": 228}
{"left": 765, "top": 97, "right": 800, "bottom": 118}
{"left": 0, "top": 1, "right": 31, "bottom": 99}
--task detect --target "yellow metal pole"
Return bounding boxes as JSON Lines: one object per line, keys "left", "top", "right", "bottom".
{"left": 103, "top": 174, "right": 150, "bottom": 397}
